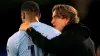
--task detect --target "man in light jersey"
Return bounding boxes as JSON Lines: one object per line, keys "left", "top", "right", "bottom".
{"left": 7, "top": 1, "right": 61, "bottom": 56}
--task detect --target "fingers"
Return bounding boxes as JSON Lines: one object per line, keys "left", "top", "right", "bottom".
{"left": 19, "top": 22, "right": 31, "bottom": 31}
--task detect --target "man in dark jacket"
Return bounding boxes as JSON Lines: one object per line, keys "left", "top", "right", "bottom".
{"left": 20, "top": 4, "right": 95, "bottom": 56}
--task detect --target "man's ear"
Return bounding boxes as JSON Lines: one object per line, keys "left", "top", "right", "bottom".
{"left": 65, "top": 18, "right": 70, "bottom": 24}
{"left": 37, "top": 13, "right": 41, "bottom": 20}
{"left": 21, "top": 12, "right": 26, "bottom": 22}
{"left": 39, "top": 13, "right": 41, "bottom": 18}
{"left": 21, "top": 12, "right": 25, "bottom": 20}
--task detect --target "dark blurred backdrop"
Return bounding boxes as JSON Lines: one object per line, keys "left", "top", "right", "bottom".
{"left": 0, "top": 0, "right": 100, "bottom": 56}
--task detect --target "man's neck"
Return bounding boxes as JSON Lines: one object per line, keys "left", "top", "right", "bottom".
{"left": 29, "top": 18, "right": 38, "bottom": 23}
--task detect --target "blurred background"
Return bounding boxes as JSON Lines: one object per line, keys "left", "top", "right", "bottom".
{"left": 0, "top": 0, "right": 100, "bottom": 56}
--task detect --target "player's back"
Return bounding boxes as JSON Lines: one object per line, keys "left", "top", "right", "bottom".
{"left": 7, "top": 30, "right": 36, "bottom": 56}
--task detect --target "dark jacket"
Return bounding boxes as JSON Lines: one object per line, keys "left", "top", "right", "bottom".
{"left": 26, "top": 23, "right": 95, "bottom": 56}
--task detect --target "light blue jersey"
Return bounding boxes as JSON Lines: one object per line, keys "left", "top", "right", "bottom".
{"left": 7, "top": 22, "right": 61, "bottom": 56}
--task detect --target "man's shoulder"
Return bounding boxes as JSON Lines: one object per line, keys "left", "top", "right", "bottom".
{"left": 32, "top": 22, "right": 53, "bottom": 28}
{"left": 38, "top": 22, "right": 57, "bottom": 30}
{"left": 31, "top": 22, "right": 58, "bottom": 32}
{"left": 7, "top": 31, "right": 27, "bottom": 44}
{"left": 7, "top": 31, "right": 19, "bottom": 42}
{"left": 7, "top": 31, "right": 19, "bottom": 49}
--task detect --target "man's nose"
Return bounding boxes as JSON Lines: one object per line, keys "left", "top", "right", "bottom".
{"left": 51, "top": 18, "right": 55, "bottom": 24}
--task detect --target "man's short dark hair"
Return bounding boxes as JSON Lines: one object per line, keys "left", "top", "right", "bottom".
{"left": 21, "top": 1, "right": 40, "bottom": 16}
